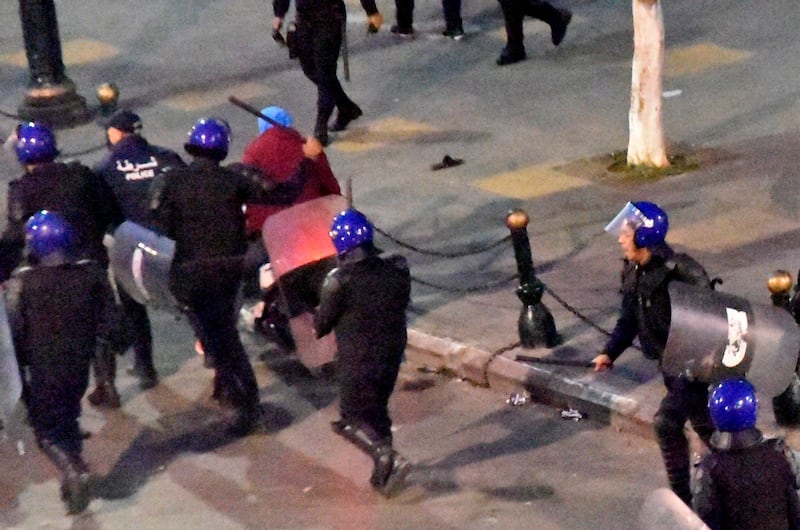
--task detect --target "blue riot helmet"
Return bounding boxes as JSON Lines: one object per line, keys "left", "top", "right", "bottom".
{"left": 24, "top": 210, "right": 72, "bottom": 259}
{"left": 708, "top": 378, "right": 758, "bottom": 432}
{"left": 15, "top": 122, "right": 59, "bottom": 164}
{"left": 184, "top": 117, "right": 231, "bottom": 161}
{"left": 258, "top": 106, "right": 293, "bottom": 134}
{"left": 330, "top": 209, "right": 374, "bottom": 255}
{"left": 604, "top": 201, "right": 669, "bottom": 248}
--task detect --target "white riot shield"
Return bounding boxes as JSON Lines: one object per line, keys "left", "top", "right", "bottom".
{"left": 262, "top": 195, "right": 348, "bottom": 369}
{"left": 109, "top": 221, "right": 178, "bottom": 310}
{"left": 0, "top": 297, "right": 21, "bottom": 423}
{"left": 662, "top": 282, "right": 800, "bottom": 397}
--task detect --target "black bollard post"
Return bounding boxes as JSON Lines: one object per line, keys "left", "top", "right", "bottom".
{"left": 505, "top": 209, "right": 559, "bottom": 348}
{"left": 767, "top": 270, "right": 800, "bottom": 425}
{"left": 16, "top": 0, "right": 89, "bottom": 127}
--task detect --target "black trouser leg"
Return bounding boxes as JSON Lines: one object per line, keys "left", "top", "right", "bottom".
{"left": 654, "top": 376, "right": 711, "bottom": 504}
{"left": 395, "top": 0, "right": 414, "bottom": 30}
{"left": 87, "top": 341, "right": 120, "bottom": 408}
{"left": 38, "top": 439, "right": 91, "bottom": 514}
{"left": 119, "top": 288, "right": 155, "bottom": 377}
{"left": 442, "top": 0, "right": 462, "bottom": 31}
{"left": 498, "top": 0, "right": 526, "bottom": 53}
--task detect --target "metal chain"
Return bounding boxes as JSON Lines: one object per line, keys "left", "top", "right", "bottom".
{"left": 541, "top": 284, "right": 613, "bottom": 339}
{"left": 0, "top": 108, "right": 20, "bottom": 120}
{"left": 410, "top": 272, "right": 519, "bottom": 293}
{"left": 375, "top": 226, "right": 512, "bottom": 258}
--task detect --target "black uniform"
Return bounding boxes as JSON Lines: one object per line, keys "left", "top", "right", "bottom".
{"left": 692, "top": 428, "right": 800, "bottom": 530}
{"left": 603, "top": 242, "right": 714, "bottom": 504}
{"left": 0, "top": 160, "right": 125, "bottom": 408}
{"left": 6, "top": 259, "right": 120, "bottom": 513}
{"left": 0, "top": 161, "right": 123, "bottom": 279}
{"left": 273, "top": 0, "right": 378, "bottom": 142}
{"left": 315, "top": 247, "right": 410, "bottom": 442}
{"left": 152, "top": 157, "right": 310, "bottom": 432}
{"left": 94, "top": 134, "right": 185, "bottom": 382}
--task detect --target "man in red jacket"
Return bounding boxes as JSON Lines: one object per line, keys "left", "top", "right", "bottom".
{"left": 240, "top": 106, "right": 341, "bottom": 348}
{"left": 242, "top": 106, "right": 340, "bottom": 241}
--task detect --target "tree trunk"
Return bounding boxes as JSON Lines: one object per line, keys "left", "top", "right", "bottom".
{"left": 627, "top": 0, "right": 669, "bottom": 168}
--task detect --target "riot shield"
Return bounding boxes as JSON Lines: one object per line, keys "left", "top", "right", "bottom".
{"left": 0, "top": 297, "right": 21, "bottom": 423}
{"left": 109, "top": 221, "right": 178, "bottom": 310}
{"left": 262, "top": 195, "right": 348, "bottom": 369}
{"left": 662, "top": 282, "right": 800, "bottom": 397}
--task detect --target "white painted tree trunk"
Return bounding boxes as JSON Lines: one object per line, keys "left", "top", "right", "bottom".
{"left": 627, "top": 0, "right": 669, "bottom": 167}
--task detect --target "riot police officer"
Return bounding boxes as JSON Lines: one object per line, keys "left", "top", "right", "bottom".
{"left": 151, "top": 117, "right": 321, "bottom": 436}
{"left": 314, "top": 209, "right": 412, "bottom": 496}
{"left": 593, "top": 201, "right": 714, "bottom": 505}
{"left": 7, "top": 211, "right": 121, "bottom": 515}
{"left": 693, "top": 378, "right": 800, "bottom": 529}
{"left": 272, "top": 0, "right": 384, "bottom": 145}
{"left": 0, "top": 122, "right": 125, "bottom": 409}
{"left": 94, "top": 110, "right": 186, "bottom": 390}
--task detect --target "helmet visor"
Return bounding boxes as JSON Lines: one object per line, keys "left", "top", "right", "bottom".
{"left": 604, "top": 202, "right": 649, "bottom": 237}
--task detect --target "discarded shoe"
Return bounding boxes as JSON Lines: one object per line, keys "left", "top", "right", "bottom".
{"left": 329, "top": 105, "right": 363, "bottom": 132}
{"left": 551, "top": 9, "right": 572, "bottom": 46}
{"left": 431, "top": 154, "right": 464, "bottom": 171}
{"left": 496, "top": 48, "right": 527, "bottom": 66}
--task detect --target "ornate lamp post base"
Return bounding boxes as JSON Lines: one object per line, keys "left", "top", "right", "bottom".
{"left": 18, "top": 81, "right": 90, "bottom": 127}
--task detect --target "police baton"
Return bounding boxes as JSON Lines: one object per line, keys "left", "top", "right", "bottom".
{"left": 515, "top": 354, "right": 594, "bottom": 368}
{"left": 228, "top": 96, "right": 288, "bottom": 130}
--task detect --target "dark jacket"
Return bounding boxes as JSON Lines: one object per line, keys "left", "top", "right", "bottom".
{"left": 0, "top": 161, "right": 124, "bottom": 279}
{"left": 6, "top": 260, "right": 119, "bottom": 419}
{"left": 94, "top": 134, "right": 185, "bottom": 227}
{"left": 314, "top": 246, "right": 411, "bottom": 367}
{"left": 604, "top": 243, "right": 710, "bottom": 361}
{"left": 692, "top": 428, "right": 800, "bottom": 530}
{"left": 242, "top": 126, "right": 339, "bottom": 237}
{"left": 151, "top": 157, "right": 311, "bottom": 302}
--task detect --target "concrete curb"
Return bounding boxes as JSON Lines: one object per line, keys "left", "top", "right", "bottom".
{"left": 406, "top": 327, "right": 658, "bottom": 439}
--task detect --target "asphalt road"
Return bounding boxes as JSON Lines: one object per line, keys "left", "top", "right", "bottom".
{"left": 1, "top": 316, "right": 665, "bottom": 529}
{"left": 1, "top": 0, "right": 800, "bottom": 527}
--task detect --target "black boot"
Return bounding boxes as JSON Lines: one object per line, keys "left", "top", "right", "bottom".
{"left": 39, "top": 440, "right": 91, "bottom": 515}
{"left": 548, "top": 8, "right": 571, "bottom": 46}
{"left": 329, "top": 105, "right": 363, "bottom": 132}
{"left": 332, "top": 421, "right": 412, "bottom": 496}
{"left": 87, "top": 341, "right": 121, "bottom": 408}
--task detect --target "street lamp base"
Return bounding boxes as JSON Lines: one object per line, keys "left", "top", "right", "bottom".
{"left": 18, "top": 86, "right": 90, "bottom": 128}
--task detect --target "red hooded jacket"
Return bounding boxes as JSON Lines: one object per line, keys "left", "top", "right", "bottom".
{"left": 242, "top": 126, "right": 340, "bottom": 237}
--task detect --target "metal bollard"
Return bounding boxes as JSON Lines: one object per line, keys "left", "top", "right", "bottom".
{"left": 96, "top": 82, "right": 120, "bottom": 117}
{"left": 505, "top": 209, "right": 559, "bottom": 348}
{"left": 767, "top": 269, "right": 793, "bottom": 312}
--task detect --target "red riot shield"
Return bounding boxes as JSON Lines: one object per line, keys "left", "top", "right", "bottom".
{"left": 662, "top": 282, "right": 800, "bottom": 397}
{"left": 262, "top": 195, "right": 348, "bottom": 369}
